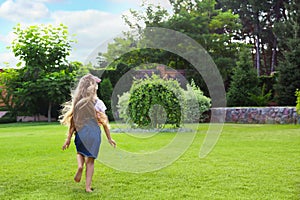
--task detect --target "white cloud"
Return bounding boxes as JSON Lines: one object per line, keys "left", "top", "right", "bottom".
{"left": 142, "top": 0, "right": 172, "bottom": 9}
{"left": 0, "top": 30, "right": 15, "bottom": 45}
{"left": 0, "top": 0, "right": 174, "bottom": 67}
{"left": 36, "top": 0, "right": 65, "bottom": 2}
{"left": 0, "top": 51, "right": 21, "bottom": 68}
{"left": 109, "top": 0, "right": 172, "bottom": 10}
{"left": 51, "top": 9, "right": 130, "bottom": 63}
{"left": 0, "top": 8, "right": 129, "bottom": 67}
{"left": 0, "top": 0, "right": 50, "bottom": 22}
{"left": 0, "top": 31, "right": 20, "bottom": 67}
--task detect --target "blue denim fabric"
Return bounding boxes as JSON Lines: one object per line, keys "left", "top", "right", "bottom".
{"left": 74, "top": 119, "right": 101, "bottom": 159}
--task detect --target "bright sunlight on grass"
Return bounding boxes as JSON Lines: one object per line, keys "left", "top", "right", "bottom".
{"left": 0, "top": 123, "right": 299, "bottom": 199}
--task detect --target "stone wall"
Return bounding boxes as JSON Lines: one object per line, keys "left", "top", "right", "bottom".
{"left": 210, "top": 107, "right": 299, "bottom": 124}
{"left": 17, "top": 114, "right": 56, "bottom": 122}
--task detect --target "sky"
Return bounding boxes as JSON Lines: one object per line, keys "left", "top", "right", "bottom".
{"left": 0, "top": 0, "right": 172, "bottom": 67}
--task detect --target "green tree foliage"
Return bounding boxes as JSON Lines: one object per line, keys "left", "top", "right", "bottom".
{"left": 37, "top": 69, "right": 77, "bottom": 120}
{"left": 166, "top": 0, "right": 242, "bottom": 87}
{"left": 0, "top": 64, "right": 79, "bottom": 121}
{"left": 218, "top": 0, "right": 289, "bottom": 76}
{"left": 101, "top": 0, "right": 243, "bottom": 93}
{"left": 0, "top": 69, "right": 21, "bottom": 114}
{"left": 3, "top": 24, "right": 77, "bottom": 121}
{"left": 101, "top": 35, "right": 137, "bottom": 66}
{"left": 295, "top": 89, "right": 300, "bottom": 115}
{"left": 248, "top": 84, "right": 272, "bottom": 106}
{"left": 227, "top": 48, "right": 260, "bottom": 106}
{"left": 98, "top": 78, "right": 113, "bottom": 120}
{"left": 11, "top": 24, "right": 74, "bottom": 72}
{"left": 275, "top": 0, "right": 300, "bottom": 106}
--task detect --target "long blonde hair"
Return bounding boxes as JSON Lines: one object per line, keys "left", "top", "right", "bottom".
{"left": 59, "top": 74, "right": 98, "bottom": 126}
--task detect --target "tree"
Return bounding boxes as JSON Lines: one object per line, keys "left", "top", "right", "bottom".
{"left": 9, "top": 23, "right": 76, "bottom": 121}
{"left": 98, "top": 78, "right": 113, "bottom": 120}
{"left": 0, "top": 64, "right": 79, "bottom": 122}
{"left": 36, "top": 68, "right": 78, "bottom": 122}
{"left": 102, "top": 34, "right": 138, "bottom": 66}
{"left": 227, "top": 48, "right": 260, "bottom": 106}
{"left": 275, "top": 0, "right": 300, "bottom": 106}
{"left": 11, "top": 23, "right": 74, "bottom": 73}
{"left": 218, "top": 0, "right": 289, "bottom": 76}
{"left": 0, "top": 69, "right": 22, "bottom": 114}
{"left": 102, "top": 0, "right": 242, "bottom": 93}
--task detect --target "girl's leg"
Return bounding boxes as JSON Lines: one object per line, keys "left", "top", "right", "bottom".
{"left": 85, "top": 157, "right": 95, "bottom": 192}
{"left": 74, "top": 153, "right": 85, "bottom": 182}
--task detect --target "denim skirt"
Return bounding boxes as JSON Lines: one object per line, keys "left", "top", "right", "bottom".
{"left": 74, "top": 119, "right": 101, "bottom": 159}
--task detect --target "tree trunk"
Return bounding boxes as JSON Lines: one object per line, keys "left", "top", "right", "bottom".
{"left": 255, "top": 11, "right": 260, "bottom": 77}
{"left": 48, "top": 101, "right": 52, "bottom": 123}
{"left": 255, "top": 34, "right": 260, "bottom": 76}
{"left": 271, "top": 36, "right": 277, "bottom": 74}
{"left": 262, "top": 46, "right": 267, "bottom": 74}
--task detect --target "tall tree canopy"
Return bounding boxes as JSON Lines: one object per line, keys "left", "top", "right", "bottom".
{"left": 274, "top": 0, "right": 300, "bottom": 106}
{"left": 227, "top": 48, "right": 259, "bottom": 106}
{"left": 218, "top": 0, "right": 289, "bottom": 76}
{"left": 2, "top": 24, "right": 78, "bottom": 121}
{"left": 100, "top": 0, "right": 243, "bottom": 94}
{"left": 96, "top": 0, "right": 298, "bottom": 106}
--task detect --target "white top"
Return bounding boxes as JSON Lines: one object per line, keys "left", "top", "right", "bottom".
{"left": 95, "top": 98, "right": 107, "bottom": 113}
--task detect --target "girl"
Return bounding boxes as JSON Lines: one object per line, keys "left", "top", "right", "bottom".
{"left": 60, "top": 74, "right": 116, "bottom": 192}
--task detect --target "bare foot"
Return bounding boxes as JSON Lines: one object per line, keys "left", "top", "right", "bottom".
{"left": 74, "top": 167, "right": 83, "bottom": 183}
{"left": 85, "top": 188, "right": 94, "bottom": 193}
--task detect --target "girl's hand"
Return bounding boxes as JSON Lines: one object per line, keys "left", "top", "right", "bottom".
{"left": 108, "top": 138, "right": 116, "bottom": 148}
{"left": 62, "top": 139, "right": 71, "bottom": 150}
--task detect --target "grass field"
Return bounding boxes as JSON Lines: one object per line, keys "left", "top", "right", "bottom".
{"left": 0, "top": 122, "right": 299, "bottom": 199}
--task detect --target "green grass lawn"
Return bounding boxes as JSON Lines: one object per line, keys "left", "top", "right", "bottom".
{"left": 0, "top": 123, "right": 299, "bottom": 200}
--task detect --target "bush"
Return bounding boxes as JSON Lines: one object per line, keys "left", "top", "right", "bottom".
{"left": 128, "top": 75, "right": 183, "bottom": 128}
{"left": 183, "top": 80, "right": 211, "bottom": 122}
{"left": 116, "top": 91, "right": 131, "bottom": 122}
{"left": 117, "top": 76, "right": 211, "bottom": 127}
{"left": 296, "top": 89, "right": 300, "bottom": 115}
{"left": 248, "top": 84, "right": 272, "bottom": 106}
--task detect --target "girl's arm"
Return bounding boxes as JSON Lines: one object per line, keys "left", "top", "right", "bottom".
{"left": 103, "top": 122, "right": 116, "bottom": 148}
{"left": 62, "top": 118, "right": 75, "bottom": 150}
{"left": 95, "top": 110, "right": 116, "bottom": 148}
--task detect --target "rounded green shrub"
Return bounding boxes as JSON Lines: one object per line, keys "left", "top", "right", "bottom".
{"left": 117, "top": 75, "right": 211, "bottom": 127}
{"left": 128, "top": 75, "right": 183, "bottom": 128}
